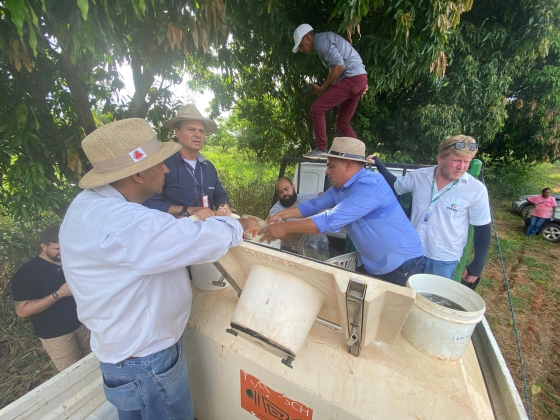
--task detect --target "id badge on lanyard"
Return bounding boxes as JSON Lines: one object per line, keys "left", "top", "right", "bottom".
{"left": 417, "top": 206, "right": 432, "bottom": 242}
{"left": 185, "top": 161, "right": 208, "bottom": 208}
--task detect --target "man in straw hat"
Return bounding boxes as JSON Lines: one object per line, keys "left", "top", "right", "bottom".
{"left": 292, "top": 24, "right": 368, "bottom": 158}
{"left": 368, "top": 135, "right": 491, "bottom": 290}
{"left": 261, "top": 137, "right": 424, "bottom": 287}
{"left": 59, "top": 118, "right": 258, "bottom": 419}
{"left": 144, "top": 103, "right": 231, "bottom": 220}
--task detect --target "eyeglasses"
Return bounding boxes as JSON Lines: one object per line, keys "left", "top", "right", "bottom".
{"left": 440, "top": 142, "right": 478, "bottom": 152}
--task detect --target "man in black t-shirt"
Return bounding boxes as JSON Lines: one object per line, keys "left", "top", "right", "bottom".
{"left": 11, "top": 225, "right": 91, "bottom": 371}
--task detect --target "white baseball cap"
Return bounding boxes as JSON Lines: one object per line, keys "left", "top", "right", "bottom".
{"left": 292, "top": 24, "right": 314, "bottom": 53}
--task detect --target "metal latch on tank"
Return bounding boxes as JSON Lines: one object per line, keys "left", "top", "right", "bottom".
{"left": 213, "top": 261, "right": 242, "bottom": 295}
{"left": 346, "top": 279, "right": 366, "bottom": 356}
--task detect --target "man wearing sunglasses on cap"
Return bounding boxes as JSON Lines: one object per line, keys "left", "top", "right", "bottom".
{"left": 368, "top": 135, "right": 491, "bottom": 290}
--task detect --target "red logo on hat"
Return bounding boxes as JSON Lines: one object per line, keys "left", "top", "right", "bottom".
{"left": 129, "top": 147, "right": 146, "bottom": 162}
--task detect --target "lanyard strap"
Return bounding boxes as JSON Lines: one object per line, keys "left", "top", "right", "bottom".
{"left": 430, "top": 168, "right": 459, "bottom": 204}
{"left": 184, "top": 161, "right": 204, "bottom": 197}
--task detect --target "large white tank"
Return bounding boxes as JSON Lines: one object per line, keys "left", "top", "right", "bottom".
{"left": 184, "top": 241, "right": 494, "bottom": 420}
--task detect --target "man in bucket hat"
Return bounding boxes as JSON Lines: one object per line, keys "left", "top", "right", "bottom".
{"left": 59, "top": 118, "right": 258, "bottom": 419}
{"left": 144, "top": 103, "right": 231, "bottom": 220}
{"left": 292, "top": 24, "right": 368, "bottom": 158}
{"left": 368, "top": 135, "right": 491, "bottom": 290}
{"left": 261, "top": 137, "right": 424, "bottom": 287}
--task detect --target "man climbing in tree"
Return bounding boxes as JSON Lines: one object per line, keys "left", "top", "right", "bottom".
{"left": 292, "top": 23, "right": 368, "bottom": 158}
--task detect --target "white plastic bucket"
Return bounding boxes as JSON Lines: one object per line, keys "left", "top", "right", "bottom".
{"left": 402, "top": 274, "right": 486, "bottom": 361}
{"left": 231, "top": 264, "right": 324, "bottom": 356}
{"left": 191, "top": 263, "right": 230, "bottom": 291}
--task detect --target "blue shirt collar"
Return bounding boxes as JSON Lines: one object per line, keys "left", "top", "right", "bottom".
{"left": 342, "top": 167, "right": 367, "bottom": 189}
{"left": 174, "top": 151, "right": 207, "bottom": 164}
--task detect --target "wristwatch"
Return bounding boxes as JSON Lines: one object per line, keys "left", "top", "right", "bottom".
{"left": 180, "top": 206, "right": 190, "bottom": 217}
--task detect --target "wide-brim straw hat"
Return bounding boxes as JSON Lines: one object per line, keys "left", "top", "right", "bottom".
{"left": 162, "top": 103, "right": 218, "bottom": 134}
{"left": 79, "top": 118, "right": 181, "bottom": 189}
{"left": 319, "top": 137, "right": 369, "bottom": 163}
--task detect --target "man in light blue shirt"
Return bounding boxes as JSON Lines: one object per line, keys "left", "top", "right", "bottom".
{"left": 262, "top": 137, "right": 423, "bottom": 287}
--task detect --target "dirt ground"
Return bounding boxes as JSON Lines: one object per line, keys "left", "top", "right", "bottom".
{"left": 479, "top": 204, "right": 560, "bottom": 419}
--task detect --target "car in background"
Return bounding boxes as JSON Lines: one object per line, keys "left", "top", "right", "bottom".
{"left": 512, "top": 192, "right": 560, "bottom": 219}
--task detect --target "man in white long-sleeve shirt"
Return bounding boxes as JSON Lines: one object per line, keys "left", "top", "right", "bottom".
{"left": 60, "top": 118, "right": 258, "bottom": 420}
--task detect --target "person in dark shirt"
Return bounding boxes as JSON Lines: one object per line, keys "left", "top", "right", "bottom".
{"left": 11, "top": 225, "right": 90, "bottom": 371}
{"left": 143, "top": 104, "right": 232, "bottom": 220}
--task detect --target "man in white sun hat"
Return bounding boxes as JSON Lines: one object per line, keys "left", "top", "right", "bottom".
{"left": 59, "top": 118, "right": 258, "bottom": 420}
{"left": 292, "top": 24, "right": 368, "bottom": 158}
{"left": 144, "top": 103, "right": 232, "bottom": 221}
{"left": 262, "top": 137, "right": 424, "bottom": 287}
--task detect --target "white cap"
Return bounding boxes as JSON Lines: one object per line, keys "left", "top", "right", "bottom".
{"left": 292, "top": 24, "right": 314, "bottom": 53}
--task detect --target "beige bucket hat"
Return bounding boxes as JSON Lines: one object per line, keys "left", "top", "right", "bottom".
{"left": 79, "top": 118, "right": 181, "bottom": 189}
{"left": 162, "top": 103, "right": 218, "bottom": 134}
{"left": 319, "top": 137, "right": 369, "bottom": 163}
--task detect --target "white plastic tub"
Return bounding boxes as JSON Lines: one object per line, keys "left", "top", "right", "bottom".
{"left": 230, "top": 264, "right": 324, "bottom": 356}
{"left": 402, "top": 274, "right": 486, "bottom": 361}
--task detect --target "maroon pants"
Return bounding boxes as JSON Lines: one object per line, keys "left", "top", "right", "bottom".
{"left": 311, "top": 73, "right": 368, "bottom": 150}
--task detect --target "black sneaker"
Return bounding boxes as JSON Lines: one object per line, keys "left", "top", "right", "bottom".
{"left": 304, "top": 148, "right": 327, "bottom": 159}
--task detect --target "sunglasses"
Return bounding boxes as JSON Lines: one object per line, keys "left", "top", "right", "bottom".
{"left": 440, "top": 141, "right": 478, "bottom": 152}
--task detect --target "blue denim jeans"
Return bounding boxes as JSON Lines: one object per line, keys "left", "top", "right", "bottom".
{"left": 99, "top": 339, "right": 193, "bottom": 420}
{"left": 357, "top": 255, "right": 424, "bottom": 287}
{"left": 526, "top": 216, "right": 547, "bottom": 236}
{"left": 421, "top": 257, "right": 458, "bottom": 279}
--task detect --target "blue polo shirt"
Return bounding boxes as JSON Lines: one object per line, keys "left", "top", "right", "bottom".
{"left": 143, "top": 152, "right": 230, "bottom": 212}
{"left": 298, "top": 168, "right": 423, "bottom": 275}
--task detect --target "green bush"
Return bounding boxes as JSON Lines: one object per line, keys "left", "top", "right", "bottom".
{"left": 483, "top": 161, "right": 558, "bottom": 201}
{"left": 203, "top": 146, "right": 283, "bottom": 219}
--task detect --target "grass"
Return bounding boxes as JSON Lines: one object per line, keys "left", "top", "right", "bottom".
{"left": 479, "top": 162, "right": 560, "bottom": 419}
{"left": 0, "top": 296, "right": 57, "bottom": 408}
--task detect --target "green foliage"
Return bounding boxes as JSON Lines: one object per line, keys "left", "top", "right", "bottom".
{"left": 0, "top": 0, "right": 230, "bottom": 219}
{"left": 0, "top": 213, "right": 61, "bottom": 284}
{"left": 193, "top": 0, "right": 476, "bottom": 156}
{"left": 202, "top": 146, "right": 278, "bottom": 218}
{"left": 483, "top": 161, "right": 557, "bottom": 201}
{"left": 208, "top": 118, "right": 237, "bottom": 152}
{"left": 194, "top": 0, "right": 560, "bottom": 166}
{"left": 492, "top": 35, "right": 560, "bottom": 163}
{"left": 1, "top": 0, "right": 560, "bottom": 221}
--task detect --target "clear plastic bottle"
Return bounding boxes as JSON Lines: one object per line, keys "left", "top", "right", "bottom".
{"left": 298, "top": 234, "right": 330, "bottom": 261}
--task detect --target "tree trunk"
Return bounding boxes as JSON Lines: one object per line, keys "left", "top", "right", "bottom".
{"left": 58, "top": 50, "right": 97, "bottom": 135}
{"left": 125, "top": 54, "right": 155, "bottom": 119}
